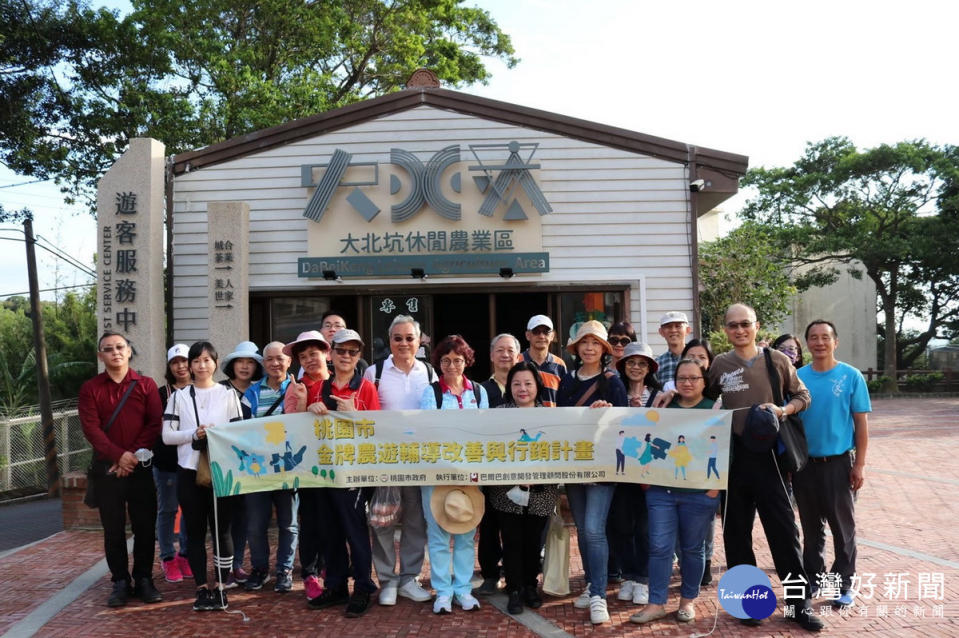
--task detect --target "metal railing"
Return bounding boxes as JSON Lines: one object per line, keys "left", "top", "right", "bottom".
{"left": 0, "top": 402, "right": 91, "bottom": 494}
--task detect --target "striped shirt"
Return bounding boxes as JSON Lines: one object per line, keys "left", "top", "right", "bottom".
{"left": 521, "top": 350, "right": 567, "bottom": 407}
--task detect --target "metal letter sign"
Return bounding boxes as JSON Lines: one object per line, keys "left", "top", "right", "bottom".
{"left": 300, "top": 142, "right": 551, "bottom": 224}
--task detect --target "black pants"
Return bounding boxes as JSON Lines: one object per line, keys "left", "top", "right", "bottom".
{"left": 723, "top": 437, "right": 810, "bottom": 601}
{"left": 297, "top": 488, "right": 326, "bottom": 579}
{"left": 320, "top": 487, "right": 376, "bottom": 593}
{"left": 177, "top": 468, "right": 235, "bottom": 586}
{"left": 478, "top": 488, "right": 502, "bottom": 579}
{"left": 793, "top": 452, "right": 857, "bottom": 589}
{"left": 95, "top": 463, "right": 157, "bottom": 583}
{"left": 608, "top": 482, "right": 648, "bottom": 582}
{"left": 496, "top": 510, "right": 548, "bottom": 593}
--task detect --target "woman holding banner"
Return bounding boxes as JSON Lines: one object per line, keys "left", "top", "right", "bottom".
{"left": 556, "top": 320, "right": 628, "bottom": 625}
{"left": 162, "top": 341, "right": 244, "bottom": 612}
{"left": 419, "top": 334, "right": 489, "bottom": 615}
{"left": 488, "top": 361, "right": 557, "bottom": 615}
{"left": 282, "top": 330, "right": 331, "bottom": 603}
{"left": 630, "top": 358, "right": 718, "bottom": 625}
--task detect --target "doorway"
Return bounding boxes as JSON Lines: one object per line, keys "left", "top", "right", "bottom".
{"left": 432, "top": 293, "right": 492, "bottom": 380}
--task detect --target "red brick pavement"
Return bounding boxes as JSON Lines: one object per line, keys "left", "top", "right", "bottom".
{"left": 1, "top": 398, "right": 957, "bottom": 637}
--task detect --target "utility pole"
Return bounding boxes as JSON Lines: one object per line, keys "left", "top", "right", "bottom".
{"left": 24, "top": 216, "right": 59, "bottom": 496}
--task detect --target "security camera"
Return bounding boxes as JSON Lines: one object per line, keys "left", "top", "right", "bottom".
{"left": 689, "top": 179, "right": 706, "bottom": 192}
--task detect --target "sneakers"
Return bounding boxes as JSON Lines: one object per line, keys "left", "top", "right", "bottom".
{"left": 523, "top": 585, "right": 542, "bottom": 609}
{"left": 176, "top": 554, "right": 193, "bottom": 579}
{"left": 308, "top": 585, "right": 349, "bottom": 609}
{"left": 162, "top": 557, "right": 183, "bottom": 583}
{"left": 787, "top": 600, "right": 825, "bottom": 632}
{"left": 379, "top": 584, "right": 398, "bottom": 606}
{"left": 398, "top": 580, "right": 432, "bottom": 602}
{"left": 134, "top": 577, "right": 163, "bottom": 604}
{"left": 632, "top": 582, "right": 649, "bottom": 605}
{"left": 193, "top": 587, "right": 227, "bottom": 611}
{"left": 832, "top": 589, "right": 855, "bottom": 608}
{"left": 107, "top": 580, "right": 132, "bottom": 608}
{"left": 193, "top": 588, "right": 214, "bottom": 611}
{"left": 433, "top": 595, "right": 452, "bottom": 614}
{"left": 473, "top": 577, "right": 499, "bottom": 596}
{"left": 244, "top": 568, "right": 271, "bottom": 591}
{"left": 223, "top": 567, "right": 249, "bottom": 589}
{"left": 574, "top": 584, "right": 592, "bottom": 608}
{"left": 589, "top": 595, "right": 610, "bottom": 624}
{"left": 345, "top": 590, "right": 372, "bottom": 618}
{"left": 455, "top": 592, "right": 481, "bottom": 611}
{"left": 304, "top": 575, "right": 324, "bottom": 600}
{"left": 274, "top": 571, "right": 293, "bottom": 593}
{"left": 507, "top": 590, "right": 524, "bottom": 615}
{"left": 617, "top": 579, "right": 636, "bottom": 601}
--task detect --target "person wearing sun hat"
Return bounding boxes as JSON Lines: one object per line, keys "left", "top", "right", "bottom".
{"left": 280, "top": 330, "right": 331, "bottom": 603}
{"left": 556, "top": 320, "right": 628, "bottom": 625}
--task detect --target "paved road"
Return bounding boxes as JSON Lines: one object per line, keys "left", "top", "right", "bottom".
{"left": 0, "top": 498, "right": 61, "bottom": 554}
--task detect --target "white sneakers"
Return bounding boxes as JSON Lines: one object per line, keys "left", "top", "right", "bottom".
{"left": 398, "top": 580, "right": 432, "bottom": 602}
{"left": 455, "top": 592, "right": 481, "bottom": 611}
{"left": 574, "top": 584, "right": 592, "bottom": 608}
{"left": 589, "top": 595, "right": 610, "bottom": 624}
{"left": 433, "top": 595, "right": 452, "bottom": 614}
{"left": 378, "top": 584, "right": 398, "bottom": 606}
{"left": 632, "top": 582, "right": 649, "bottom": 605}
{"left": 617, "top": 580, "right": 635, "bottom": 601}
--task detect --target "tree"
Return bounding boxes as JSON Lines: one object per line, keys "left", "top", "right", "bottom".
{"left": 698, "top": 221, "right": 799, "bottom": 338}
{"left": 741, "top": 137, "right": 959, "bottom": 391}
{"left": 1, "top": 0, "right": 518, "bottom": 210}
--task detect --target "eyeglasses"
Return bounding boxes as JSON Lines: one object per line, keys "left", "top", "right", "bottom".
{"left": 391, "top": 334, "right": 416, "bottom": 342}
{"left": 676, "top": 376, "right": 704, "bottom": 383}
{"left": 529, "top": 326, "right": 552, "bottom": 336}
{"left": 333, "top": 347, "right": 361, "bottom": 357}
{"left": 99, "top": 345, "right": 127, "bottom": 353}
{"left": 322, "top": 321, "right": 346, "bottom": 330}
{"left": 608, "top": 337, "right": 632, "bottom": 347}
{"left": 778, "top": 346, "right": 798, "bottom": 354}
{"left": 440, "top": 357, "right": 466, "bottom": 367}
{"left": 624, "top": 359, "right": 649, "bottom": 368}
{"left": 725, "top": 320, "right": 755, "bottom": 330}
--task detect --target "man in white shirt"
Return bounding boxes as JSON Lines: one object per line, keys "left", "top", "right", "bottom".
{"left": 363, "top": 315, "right": 437, "bottom": 605}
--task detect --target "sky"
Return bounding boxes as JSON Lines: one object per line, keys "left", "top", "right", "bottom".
{"left": 1, "top": 0, "right": 957, "bottom": 302}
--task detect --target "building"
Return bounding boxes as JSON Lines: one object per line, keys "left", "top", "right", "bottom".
{"left": 98, "top": 73, "right": 748, "bottom": 379}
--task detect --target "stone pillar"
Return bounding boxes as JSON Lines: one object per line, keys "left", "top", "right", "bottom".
{"left": 96, "top": 138, "right": 166, "bottom": 379}
{"left": 207, "top": 202, "right": 250, "bottom": 372}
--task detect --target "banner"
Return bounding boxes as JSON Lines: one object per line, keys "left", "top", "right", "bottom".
{"left": 205, "top": 407, "right": 732, "bottom": 497}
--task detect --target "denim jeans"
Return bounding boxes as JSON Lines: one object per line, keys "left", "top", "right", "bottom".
{"left": 421, "top": 486, "right": 476, "bottom": 599}
{"left": 153, "top": 467, "right": 187, "bottom": 561}
{"left": 646, "top": 488, "right": 717, "bottom": 604}
{"left": 565, "top": 483, "right": 615, "bottom": 598}
{"left": 247, "top": 489, "right": 299, "bottom": 573}
{"left": 608, "top": 483, "right": 648, "bottom": 583}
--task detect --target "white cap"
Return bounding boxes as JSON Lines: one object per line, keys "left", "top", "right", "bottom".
{"left": 332, "top": 328, "right": 365, "bottom": 346}
{"left": 659, "top": 311, "right": 689, "bottom": 326}
{"left": 526, "top": 315, "right": 553, "bottom": 331}
{"left": 167, "top": 344, "right": 189, "bottom": 361}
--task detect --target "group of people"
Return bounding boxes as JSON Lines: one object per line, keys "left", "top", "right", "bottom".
{"left": 78, "top": 303, "right": 870, "bottom": 632}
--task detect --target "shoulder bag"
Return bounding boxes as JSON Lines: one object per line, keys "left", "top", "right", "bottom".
{"left": 84, "top": 379, "right": 139, "bottom": 508}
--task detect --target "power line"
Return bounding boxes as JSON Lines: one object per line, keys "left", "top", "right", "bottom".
{"left": 0, "top": 179, "right": 48, "bottom": 189}
{"left": 0, "top": 282, "right": 94, "bottom": 298}
{"left": 0, "top": 229, "right": 97, "bottom": 278}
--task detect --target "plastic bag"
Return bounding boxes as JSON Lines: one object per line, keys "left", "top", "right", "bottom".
{"left": 541, "top": 508, "right": 570, "bottom": 596}
{"left": 368, "top": 485, "right": 402, "bottom": 528}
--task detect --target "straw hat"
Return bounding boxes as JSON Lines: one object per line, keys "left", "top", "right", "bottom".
{"left": 566, "top": 320, "right": 612, "bottom": 355}
{"left": 430, "top": 485, "right": 485, "bottom": 534}
{"left": 616, "top": 342, "right": 659, "bottom": 375}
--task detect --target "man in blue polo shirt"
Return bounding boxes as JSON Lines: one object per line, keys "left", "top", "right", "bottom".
{"left": 795, "top": 319, "right": 871, "bottom": 609}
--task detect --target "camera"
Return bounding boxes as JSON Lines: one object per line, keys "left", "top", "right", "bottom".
{"left": 689, "top": 179, "right": 706, "bottom": 192}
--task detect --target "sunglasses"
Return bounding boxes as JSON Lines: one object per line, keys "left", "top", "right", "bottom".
{"left": 333, "top": 347, "right": 361, "bottom": 357}
{"left": 608, "top": 337, "right": 632, "bottom": 347}
{"left": 725, "top": 320, "right": 754, "bottom": 330}
{"left": 530, "top": 326, "right": 552, "bottom": 335}
{"left": 391, "top": 335, "right": 416, "bottom": 342}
